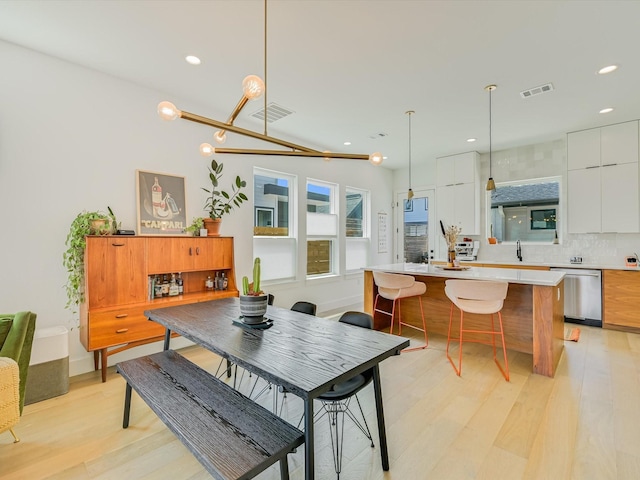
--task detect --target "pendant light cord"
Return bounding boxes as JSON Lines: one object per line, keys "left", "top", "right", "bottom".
{"left": 489, "top": 87, "right": 492, "bottom": 178}
{"left": 408, "top": 111, "right": 412, "bottom": 189}
{"left": 263, "top": 0, "right": 268, "bottom": 136}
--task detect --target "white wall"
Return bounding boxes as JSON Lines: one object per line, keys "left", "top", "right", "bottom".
{"left": 0, "top": 40, "right": 393, "bottom": 376}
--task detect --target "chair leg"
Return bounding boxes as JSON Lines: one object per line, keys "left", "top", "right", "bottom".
{"left": 446, "top": 304, "right": 464, "bottom": 376}
{"left": 279, "top": 454, "right": 290, "bottom": 480}
{"left": 390, "top": 298, "right": 397, "bottom": 335}
{"left": 402, "top": 296, "right": 428, "bottom": 352}
{"left": 9, "top": 427, "right": 20, "bottom": 443}
{"left": 495, "top": 312, "right": 510, "bottom": 382}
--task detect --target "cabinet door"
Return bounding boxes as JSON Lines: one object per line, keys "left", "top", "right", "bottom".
{"left": 191, "top": 237, "right": 233, "bottom": 270}
{"left": 85, "top": 237, "right": 147, "bottom": 309}
{"left": 147, "top": 237, "right": 195, "bottom": 273}
{"left": 601, "top": 121, "right": 639, "bottom": 167}
{"left": 568, "top": 168, "right": 601, "bottom": 233}
{"left": 436, "top": 157, "right": 456, "bottom": 186}
{"left": 601, "top": 162, "right": 639, "bottom": 233}
{"left": 454, "top": 152, "right": 477, "bottom": 185}
{"left": 455, "top": 183, "right": 478, "bottom": 234}
{"left": 603, "top": 270, "right": 640, "bottom": 329}
{"left": 568, "top": 128, "right": 600, "bottom": 170}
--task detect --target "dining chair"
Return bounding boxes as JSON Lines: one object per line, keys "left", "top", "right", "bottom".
{"left": 372, "top": 271, "right": 428, "bottom": 351}
{"left": 290, "top": 301, "right": 317, "bottom": 316}
{"left": 444, "top": 279, "right": 510, "bottom": 381}
{"left": 297, "top": 311, "right": 375, "bottom": 478}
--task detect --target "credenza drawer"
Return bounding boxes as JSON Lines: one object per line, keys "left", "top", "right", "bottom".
{"left": 87, "top": 306, "right": 165, "bottom": 350}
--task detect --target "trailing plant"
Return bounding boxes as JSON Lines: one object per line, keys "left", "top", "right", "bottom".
{"left": 242, "top": 257, "right": 263, "bottom": 296}
{"left": 63, "top": 209, "right": 116, "bottom": 309}
{"left": 202, "top": 159, "right": 248, "bottom": 219}
{"left": 184, "top": 217, "right": 205, "bottom": 235}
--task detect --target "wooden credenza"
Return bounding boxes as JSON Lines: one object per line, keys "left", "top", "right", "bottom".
{"left": 603, "top": 269, "right": 640, "bottom": 331}
{"left": 80, "top": 236, "right": 238, "bottom": 381}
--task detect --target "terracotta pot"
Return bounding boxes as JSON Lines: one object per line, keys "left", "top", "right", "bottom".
{"left": 239, "top": 294, "right": 268, "bottom": 324}
{"left": 203, "top": 217, "right": 222, "bottom": 237}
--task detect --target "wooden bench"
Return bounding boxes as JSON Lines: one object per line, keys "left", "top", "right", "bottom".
{"left": 116, "top": 350, "right": 304, "bottom": 480}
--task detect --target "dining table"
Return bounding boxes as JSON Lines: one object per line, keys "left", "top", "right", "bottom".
{"left": 144, "top": 297, "right": 410, "bottom": 480}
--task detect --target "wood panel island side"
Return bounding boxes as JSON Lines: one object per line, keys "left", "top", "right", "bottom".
{"left": 364, "top": 264, "right": 566, "bottom": 378}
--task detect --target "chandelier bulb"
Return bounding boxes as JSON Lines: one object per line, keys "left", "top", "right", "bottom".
{"left": 199, "top": 143, "right": 215, "bottom": 157}
{"left": 214, "top": 131, "right": 227, "bottom": 144}
{"left": 323, "top": 151, "right": 332, "bottom": 162}
{"left": 157, "top": 101, "right": 181, "bottom": 121}
{"left": 369, "top": 152, "right": 383, "bottom": 166}
{"left": 242, "top": 75, "right": 266, "bottom": 100}
{"left": 486, "top": 177, "right": 496, "bottom": 191}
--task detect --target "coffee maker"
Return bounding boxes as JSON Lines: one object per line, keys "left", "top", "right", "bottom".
{"left": 454, "top": 241, "right": 479, "bottom": 261}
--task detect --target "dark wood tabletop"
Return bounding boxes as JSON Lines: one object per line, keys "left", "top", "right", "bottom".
{"left": 144, "top": 297, "right": 409, "bottom": 399}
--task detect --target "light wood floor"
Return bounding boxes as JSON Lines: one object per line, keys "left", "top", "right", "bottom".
{"left": 2, "top": 325, "right": 640, "bottom": 480}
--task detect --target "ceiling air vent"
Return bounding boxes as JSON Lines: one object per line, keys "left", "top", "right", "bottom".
{"left": 251, "top": 102, "right": 295, "bottom": 123}
{"left": 368, "top": 132, "right": 389, "bottom": 140}
{"left": 520, "top": 83, "right": 554, "bottom": 99}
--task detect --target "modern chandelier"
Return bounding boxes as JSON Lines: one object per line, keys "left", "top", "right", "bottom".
{"left": 157, "top": 1, "right": 383, "bottom": 166}
{"left": 406, "top": 110, "right": 415, "bottom": 200}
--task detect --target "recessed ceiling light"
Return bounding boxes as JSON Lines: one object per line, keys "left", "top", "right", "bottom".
{"left": 185, "top": 55, "right": 201, "bottom": 65}
{"left": 599, "top": 107, "right": 614, "bottom": 114}
{"left": 343, "top": 141, "right": 351, "bottom": 146}
{"left": 467, "top": 138, "right": 477, "bottom": 143}
{"left": 597, "top": 65, "right": 618, "bottom": 75}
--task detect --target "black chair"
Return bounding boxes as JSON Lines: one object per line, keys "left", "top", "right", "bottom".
{"left": 290, "top": 301, "right": 317, "bottom": 316}
{"left": 299, "top": 311, "right": 375, "bottom": 478}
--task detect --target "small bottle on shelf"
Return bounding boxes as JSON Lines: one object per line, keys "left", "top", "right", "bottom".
{"left": 161, "top": 274, "right": 170, "bottom": 297}
{"left": 154, "top": 275, "right": 163, "bottom": 298}
{"left": 177, "top": 272, "right": 183, "bottom": 294}
{"left": 214, "top": 271, "right": 220, "bottom": 291}
{"left": 169, "top": 273, "right": 179, "bottom": 296}
{"left": 221, "top": 272, "right": 228, "bottom": 290}
{"left": 205, "top": 275, "right": 214, "bottom": 291}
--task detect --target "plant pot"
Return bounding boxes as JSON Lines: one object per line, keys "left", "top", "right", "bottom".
{"left": 90, "top": 219, "right": 111, "bottom": 235}
{"left": 203, "top": 218, "right": 222, "bottom": 237}
{"left": 239, "top": 294, "right": 268, "bottom": 324}
{"left": 447, "top": 249, "right": 456, "bottom": 268}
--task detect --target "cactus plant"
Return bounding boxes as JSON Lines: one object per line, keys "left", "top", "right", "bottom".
{"left": 241, "top": 258, "right": 263, "bottom": 296}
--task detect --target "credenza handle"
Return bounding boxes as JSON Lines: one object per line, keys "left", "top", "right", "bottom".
{"left": 112, "top": 243, "right": 125, "bottom": 247}
{"left": 189, "top": 247, "right": 193, "bottom": 256}
{"left": 116, "top": 328, "right": 129, "bottom": 334}
{"left": 115, "top": 313, "right": 128, "bottom": 318}
{"left": 196, "top": 247, "right": 200, "bottom": 255}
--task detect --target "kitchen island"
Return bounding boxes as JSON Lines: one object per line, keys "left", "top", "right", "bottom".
{"left": 364, "top": 264, "right": 565, "bottom": 377}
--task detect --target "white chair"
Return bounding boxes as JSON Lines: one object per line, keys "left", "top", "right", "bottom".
{"left": 373, "top": 271, "right": 427, "bottom": 351}
{"left": 444, "top": 279, "right": 510, "bottom": 381}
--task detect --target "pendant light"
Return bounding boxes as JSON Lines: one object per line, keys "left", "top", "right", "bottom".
{"left": 485, "top": 84, "right": 497, "bottom": 191}
{"left": 407, "top": 110, "right": 415, "bottom": 199}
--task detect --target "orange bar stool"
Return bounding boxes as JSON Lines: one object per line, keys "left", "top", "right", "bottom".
{"left": 444, "top": 279, "right": 510, "bottom": 381}
{"left": 372, "top": 271, "right": 427, "bottom": 351}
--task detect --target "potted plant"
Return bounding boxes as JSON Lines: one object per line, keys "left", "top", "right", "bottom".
{"left": 239, "top": 257, "right": 268, "bottom": 324}
{"left": 63, "top": 208, "right": 117, "bottom": 310}
{"left": 202, "top": 158, "right": 248, "bottom": 236}
{"left": 184, "top": 216, "right": 205, "bottom": 236}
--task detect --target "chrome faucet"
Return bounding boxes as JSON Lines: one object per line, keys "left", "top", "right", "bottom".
{"left": 516, "top": 240, "right": 523, "bottom": 262}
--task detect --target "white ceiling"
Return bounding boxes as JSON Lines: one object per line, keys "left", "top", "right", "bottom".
{"left": 1, "top": 0, "right": 639, "bottom": 170}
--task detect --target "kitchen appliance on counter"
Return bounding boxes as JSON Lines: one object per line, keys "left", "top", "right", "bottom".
{"left": 455, "top": 241, "right": 479, "bottom": 261}
{"left": 550, "top": 268, "right": 602, "bottom": 327}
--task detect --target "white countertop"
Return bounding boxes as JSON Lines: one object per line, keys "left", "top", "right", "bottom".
{"left": 367, "top": 263, "right": 565, "bottom": 286}
{"left": 466, "top": 259, "right": 640, "bottom": 271}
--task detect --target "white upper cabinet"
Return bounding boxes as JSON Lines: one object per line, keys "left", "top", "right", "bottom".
{"left": 436, "top": 151, "right": 477, "bottom": 186}
{"left": 436, "top": 151, "right": 480, "bottom": 237}
{"left": 567, "top": 121, "right": 640, "bottom": 233}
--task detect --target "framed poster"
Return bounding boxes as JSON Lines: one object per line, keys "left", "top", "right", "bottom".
{"left": 136, "top": 170, "right": 187, "bottom": 235}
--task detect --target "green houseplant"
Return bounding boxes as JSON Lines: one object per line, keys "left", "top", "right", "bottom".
{"left": 239, "top": 257, "right": 268, "bottom": 324}
{"left": 184, "top": 216, "right": 205, "bottom": 236}
{"left": 202, "top": 159, "right": 248, "bottom": 236}
{"left": 63, "top": 208, "right": 117, "bottom": 310}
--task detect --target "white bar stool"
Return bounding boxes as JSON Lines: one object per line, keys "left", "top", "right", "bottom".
{"left": 373, "top": 271, "right": 427, "bottom": 351}
{"left": 444, "top": 279, "right": 510, "bottom": 381}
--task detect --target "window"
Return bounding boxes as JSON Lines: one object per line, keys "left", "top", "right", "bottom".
{"left": 253, "top": 168, "right": 297, "bottom": 282}
{"left": 346, "top": 187, "right": 370, "bottom": 271}
{"left": 307, "top": 179, "right": 338, "bottom": 277}
{"left": 487, "top": 176, "right": 561, "bottom": 243}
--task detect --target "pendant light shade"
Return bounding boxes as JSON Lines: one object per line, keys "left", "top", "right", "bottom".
{"left": 407, "top": 110, "right": 415, "bottom": 199}
{"left": 485, "top": 84, "right": 497, "bottom": 191}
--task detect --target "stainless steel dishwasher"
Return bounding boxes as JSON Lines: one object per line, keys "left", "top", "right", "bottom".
{"left": 550, "top": 268, "right": 602, "bottom": 327}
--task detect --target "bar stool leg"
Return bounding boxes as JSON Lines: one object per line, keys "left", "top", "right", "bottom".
{"left": 495, "top": 312, "right": 510, "bottom": 381}
{"left": 402, "top": 296, "right": 428, "bottom": 352}
{"left": 446, "top": 304, "right": 464, "bottom": 376}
